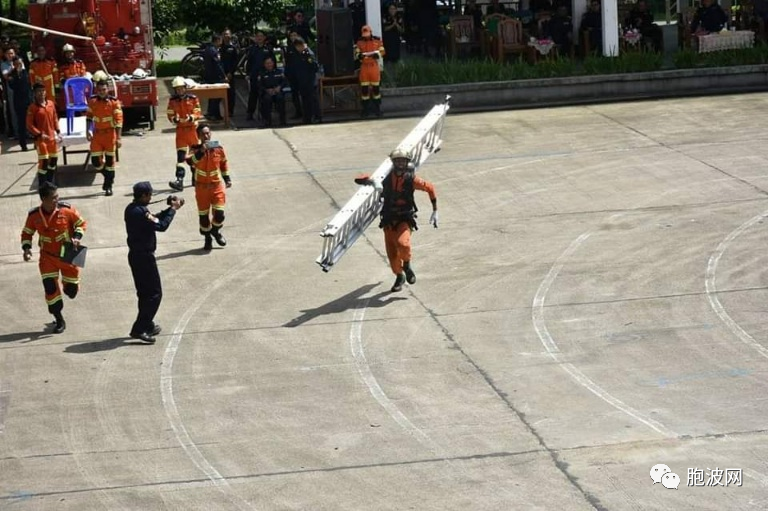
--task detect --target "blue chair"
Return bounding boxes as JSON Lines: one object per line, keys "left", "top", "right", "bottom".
{"left": 63, "top": 77, "right": 93, "bottom": 135}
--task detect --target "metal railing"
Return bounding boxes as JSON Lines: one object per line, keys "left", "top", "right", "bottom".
{"left": 316, "top": 95, "right": 451, "bottom": 272}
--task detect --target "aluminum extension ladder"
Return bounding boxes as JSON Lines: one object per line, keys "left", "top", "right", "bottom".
{"left": 316, "top": 96, "right": 451, "bottom": 272}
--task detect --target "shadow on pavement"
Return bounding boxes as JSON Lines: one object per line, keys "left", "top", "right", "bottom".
{"left": 284, "top": 283, "right": 406, "bottom": 328}
{"left": 0, "top": 330, "right": 54, "bottom": 343}
{"left": 64, "top": 336, "right": 154, "bottom": 353}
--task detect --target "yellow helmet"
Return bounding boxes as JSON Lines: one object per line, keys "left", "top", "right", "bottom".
{"left": 171, "top": 76, "right": 187, "bottom": 88}
{"left": 390, "top": 148, "right": 411, "bottom": 160}
{"left": 92, "top": 70, "right": 109, "bottom": 82}
{"left": 62, "top": 43, "right": 75, "bottom": 52}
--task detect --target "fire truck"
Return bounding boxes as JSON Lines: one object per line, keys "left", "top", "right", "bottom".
{"left": 26, "top": 0, "right": 158, "bottom": 129}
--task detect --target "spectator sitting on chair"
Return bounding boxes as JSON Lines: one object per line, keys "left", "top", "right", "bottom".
{"left": 543, "top": 6, "right": 574, "bottom": 55}
{"left": 691, "top": 0, "right": 729, "bottom": 35}
{"left": 625, "top": 0, "right": 663, "bottom": 52}
{"left": 245, "top": 31, "right": 275, "bottom": 122}
{"left": 581, "top": 0, "right": 602, "bottom": 52}
{"left": 257, "top": 57, "right": 286, "bottom": 128}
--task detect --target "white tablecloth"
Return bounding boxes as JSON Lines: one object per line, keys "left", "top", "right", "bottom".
{"left": 59, "top": 117, "right": 88, "bottom": 148}
{"left": 698, "top": 31, "right": 754, "bottom": 53}
{"left": 528, "top": 39, "right": 556, "bottom": 55}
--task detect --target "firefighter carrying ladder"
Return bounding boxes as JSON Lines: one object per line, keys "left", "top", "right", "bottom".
{"left": 316, "top": 95, "right": 451, "bottom": 272}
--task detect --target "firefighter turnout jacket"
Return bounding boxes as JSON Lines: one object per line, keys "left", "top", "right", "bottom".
{"left": 188, "top": 144, "right": 230, "bottom": 186}
{"left": 86, "top": 95, "right": 124, "bottom": 133}
{"left": 29, "top": 58, "right": 59, "bottom": 99}
{"left": 21, "top": 202, "right": 87, "bottom": 258}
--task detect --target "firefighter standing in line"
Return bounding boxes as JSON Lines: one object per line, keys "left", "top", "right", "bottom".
{"left": 29, "top": 45, "right": 58, "bottom": 103}
{"left": 354, "top": 25, "right": 385, "bottom": 118}
{"left": 58, "top": 43, "right": 86, "bottom": 88}
{"left": 26, "top": 82, "right": 61, "bottom": 187}
{"left": 187, "top": 123, "right": 231, "bottom": 251}
{"left": 167, "top": 76, "right": 202, "bottom": 191}
{"left": 358, "top": 148, "right": 438, "bottom": 292}
{"left": 21, "top": 182, "right": 88, "bottom": 334}
{"left": 125, "top": 181, "right": 184, "bottom": 344}
{"left": 86, "top": 79, "right": 123, "bottom": 196}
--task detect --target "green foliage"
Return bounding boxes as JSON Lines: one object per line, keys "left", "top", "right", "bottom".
{"left": 582, "top": 50, "right": 663, "bottom": 74}
{"left": 155, "top": 59, "right": 183, "bottom": 77}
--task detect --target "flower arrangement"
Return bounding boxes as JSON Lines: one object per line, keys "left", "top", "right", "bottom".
{"left": 623, "top": 28, "right": 642, "bottom": 45}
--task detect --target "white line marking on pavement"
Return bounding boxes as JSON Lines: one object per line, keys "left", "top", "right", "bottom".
{"left": 0, "top": 385, "right": 8, "bottom": 434}
{"left": 349, "top": 302, "right": 434, "bottom": 446}
{"left": 532, "top": 232, "right": 677, "bottom": 437}
{"left": 705, "top": 210, "right": 768, "bottom": 360}
{"left": 161, "top": 259, "right": 254, "bottom": 511}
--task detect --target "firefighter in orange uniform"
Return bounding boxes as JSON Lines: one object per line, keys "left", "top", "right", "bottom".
{"left": 29, "top": 45, "right": 59, "bottom": 101}
{"left": 354, "top": 25, "right": 385, "bottom": 118}
{"left": 58, "top": 44, "right": 87, "bottom": 86}
{"left": 357, "top": 148, "right": 438, "bottom": 292}
{"left": 86, "top": 79, "right": 123, "bottom": 196}
{"left": 27, "top": 83, "right": 62, "bottom": 187}
{"left": 167, "top": 76, "right": 202, "bottom": 191}
{"left": 187, "top": 123, "right": 231, "bottom": 251}
{"left": 21, "top": 182, "right": 88, "bottom": 334}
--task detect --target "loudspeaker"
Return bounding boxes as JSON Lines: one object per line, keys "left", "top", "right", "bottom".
{"left": 317, "top": 8, "right": 355, "bottom": 77}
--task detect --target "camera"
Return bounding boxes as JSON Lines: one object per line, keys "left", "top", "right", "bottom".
{"left": 166, "top": 195, "right": 185, "bottom": 206}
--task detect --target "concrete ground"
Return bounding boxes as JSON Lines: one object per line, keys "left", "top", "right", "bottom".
{"left": 1, "top": 90, "right": 768, "bottom": 510}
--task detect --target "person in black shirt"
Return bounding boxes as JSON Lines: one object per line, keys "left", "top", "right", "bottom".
{"left": 203, "top": 34, "right": 226, "bottom": 120}
{"left": 258, "top": 57, "right": 286, "bottom": 128}
{"left": 245, "top": 31, "right": 276, "bottom": 121}
{"left": 580, "top": 0, "right": 602, "bottom": 53}
{"left": 8, "top": 57, "right": 30, "bottom": 151}
{"left": 463, "top": 0, "right": 483, "bottom": 33}
{"left": 284, "top": 31, "right": 304, "bottom": 120}
{"left": 292, "top": 37, "right": 320, "bottom": 124}
{"left": 691, "top": 0, "right": 728, "bottom": 34}
{"left": 124, "top": 181, "right": 184, "bottom": 343}
{"left": 625, "top": 0, "right": 663, "bottom": 51}
{"left": 544, "top": 5, "right": 573, "bottom": 55}
{"left": 287, "top": 10, "right": 313, "bottom": 43}
{"left": 220, "top": 29, "right": 239, "bottom": 117}
{"left": 383, "top": 3, "right": 404, "bottom": 63}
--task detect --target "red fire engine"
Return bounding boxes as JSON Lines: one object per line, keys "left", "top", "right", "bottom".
{"left": 27, "top": 0, "right": 158, "bottom": 129}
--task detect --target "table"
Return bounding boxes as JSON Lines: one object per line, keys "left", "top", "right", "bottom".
{"left": 59, "top": 116, "right": 90, "bottom": 171}
{"left": 190, "top": 84, "right": 231, "bottom": 128}
{"left": 318, "top": 75, "right": 360, "bottom": 114}
{"left": 697, "top": 30, "right": 754, "bottom": 53}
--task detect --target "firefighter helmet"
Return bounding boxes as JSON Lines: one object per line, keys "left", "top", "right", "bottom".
{"left": 390, "top": 148, "right": 411, "bottom": 161}
{"left": 62, "top": 43, "right": 75, "bottom": 52}
{"left": 171, "top": 76, "right": 187, "bottom": 88}
{"left": 92, "top": 70, "right": 109, "bottom": 83}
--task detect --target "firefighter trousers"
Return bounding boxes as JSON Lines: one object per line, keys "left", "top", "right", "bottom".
{"left": 39, "top": 252, "right": 80, "bottom": 315}
{"left": 195, "top": 183, "right": 226, "bottom": 234}
{"left": 383, "top": 222, "right": 412, "bottom": 275}
{"left": 128, "top": 250, "right": 162, "bottom": 335}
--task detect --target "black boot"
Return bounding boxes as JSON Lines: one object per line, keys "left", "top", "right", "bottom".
{"left": 391, "top": 273, "right": 406, "bottom": 292}
{"left": 403, "top": 261, "right": 416, "bottom": 284}
{"left": 53, "top": 313, "right": 66, "bottom": 334}
{"left": 169, "top": 178, "right": 183, "bottom": 191}
{"left": 203, "top": 234, "right": 213, "bottom": 251}
{"left": 373, "top": 99, "right": 383, "bottom": 118}
{"left": 211, "top": 227, "right": 227, "bottom": 247}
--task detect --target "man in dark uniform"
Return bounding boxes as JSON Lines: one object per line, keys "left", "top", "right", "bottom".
{"left": 288, "top": 10, "right": 314, "bottom": 43}
{"left": 220, "top": 29, "right": 239, "bottom": 118}
{"left": 292, "top": 37, "right": 320, "bottom": 125}
{"left": 625, "top": 0, "right": 663, "bottom": 52}
{"left": 258, "top": 57, "right": 286, "bottom": 128}
{"left": 203, "top": 34, "right": 226, "bottom": 120}
{"left": 284, "top": 31, "right": 304, "bottom": 120}
{"left": 124, "top": 181, "right": 184, "bottom": 343}
{"left": 691, "top": 0, "right": 728, "bottom": 34}
{"left": 245, "top": 31, "right": 275, "bottom": 121}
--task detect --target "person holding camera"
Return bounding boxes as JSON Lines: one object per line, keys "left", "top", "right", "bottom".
{"left": 124, "top": 181, "right": 184, "bottom": 344}
{"left": 186, "top": 123, "right": 231, "bottom": 251}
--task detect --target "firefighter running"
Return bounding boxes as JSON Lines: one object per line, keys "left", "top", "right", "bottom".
{"left": 354, "top": 25, "right": 385, "bottom": 118}
{"left": 187, "top": 123, "right": 232, "bottom": 251}
{"left": 358, "top": 149, "right": 438, "bottom": 292}
{"left": 21, "top": 182, "right": 88, "bottom": 334}
{"left": 86, "top": 78, "right": 124, "bottom": 196}
{"left": 167, "top": 76, "right": 202, "bottom": 191}
{"left": 26, "top": 83, "right": 61, "bottom": 187}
